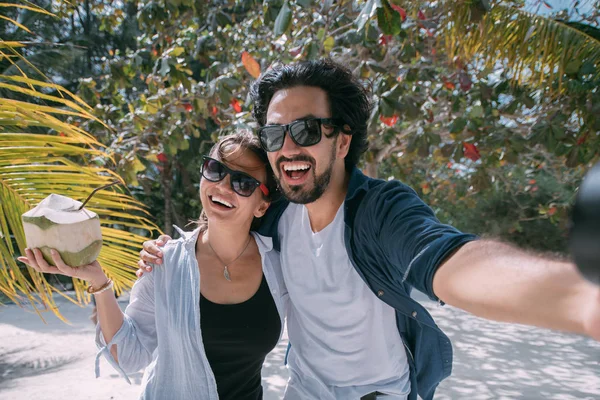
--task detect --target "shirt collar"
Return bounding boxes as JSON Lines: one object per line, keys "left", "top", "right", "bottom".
{"left": 173, "top": 225, "right": 201, "bottom": 245}
{"left": 173, "top": 225, "right": 274, "bottom": 253}
{"left": 345, "top": 167, "right": 371, "bottom": 202}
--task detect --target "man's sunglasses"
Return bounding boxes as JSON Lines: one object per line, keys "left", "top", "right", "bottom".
{"left": 257, "top": 118, "right": 345, "bottom": 152}
{"left": 201, "top": 156, "right": 269, "bottom": 198}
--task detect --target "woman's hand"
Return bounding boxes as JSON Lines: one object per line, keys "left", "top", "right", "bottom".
{"left": 136, "top": 235, "right": 171, "bottom": 277}
{"left": 18, "top": 248, "right": 108, "bottom": 288}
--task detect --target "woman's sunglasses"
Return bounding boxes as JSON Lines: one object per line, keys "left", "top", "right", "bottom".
{"left": 201, "top": 157, "right": 269, "bottom": 198}
{"left": 257, "top": 118, "right": 344, "bottom": 152}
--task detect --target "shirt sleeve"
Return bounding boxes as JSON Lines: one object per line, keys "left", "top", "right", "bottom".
{"left": 364, "top": 181, "right": 478, "bottom": 301}
{"left": 94, "top": 271, "right": 157, "bottom": 382}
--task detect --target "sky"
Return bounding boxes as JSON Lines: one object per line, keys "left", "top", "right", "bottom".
{"left": 525, "top": 0, "right": 597, "bottom": 20}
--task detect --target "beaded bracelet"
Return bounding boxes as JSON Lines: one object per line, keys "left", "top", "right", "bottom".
{"left": 87, "top": 278, "right": 113, "bottom": 295}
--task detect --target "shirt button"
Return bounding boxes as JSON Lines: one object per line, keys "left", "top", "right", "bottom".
{"left": 377, "top": 290, "right": 384, "bottom": 297}
{"left": 272, "top": 289, "right": 277, "bottom": 294}
{"left": 412, "top": 311, "right": 418, "bottom": 318}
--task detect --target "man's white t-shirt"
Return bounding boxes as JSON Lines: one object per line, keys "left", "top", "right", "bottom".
{"left": 279, "top": 203, "right": 411, "bottom": 400}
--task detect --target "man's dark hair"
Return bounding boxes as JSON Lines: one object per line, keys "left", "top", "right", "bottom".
{"left": 250, "top": 59, "right": 372, "bottom": 171}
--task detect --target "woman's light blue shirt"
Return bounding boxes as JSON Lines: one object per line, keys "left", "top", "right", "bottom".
{"left": 94, "top": 227, "right": 288, "bottom": 399}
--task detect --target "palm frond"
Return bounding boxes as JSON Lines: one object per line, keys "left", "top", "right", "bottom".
{"left": 0, "top": 3, "right": 55, "bottom": 17}
{"left": 0, "top": 130, "right": 159, "bottom": 320}
{"left": 445, "top": 1, "right": 600, "bottom": 94}
{"left": 0, "top": 5, "right": 160, "bottom": 321}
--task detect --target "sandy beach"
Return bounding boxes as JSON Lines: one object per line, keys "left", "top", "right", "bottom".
{"left": 0, "top": 291, "right": 598, "bottom": 400}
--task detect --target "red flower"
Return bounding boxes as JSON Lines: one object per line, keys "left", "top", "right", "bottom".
{"left": 289, "top": 46, "right": 302, "bottom": 57}
{"left": 157, "top": 153, "right": 168, "bottom": 163}
{"left": 231, "top": 99, "right": 242, "bottom": 113}
{"left": 380, "top": 115, "right": 398, "bottom": 127}
{"left": 443, "top": 78, "right": 456, "bottom": 90}
{"left": 390, "top": 4, "right": 407, "bottom": 21}
{"left": 463, "top": 142, "right": 481, "bottom": 161}
{"left": 379, "top": 34, "right": 392, "bottom": 46}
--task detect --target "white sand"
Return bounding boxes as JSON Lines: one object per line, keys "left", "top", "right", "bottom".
{"left": 1, "top": 292, "right": 598, "bottom": 400}
{"left": 0, "top": 293, "right": 288, "bottom": 400}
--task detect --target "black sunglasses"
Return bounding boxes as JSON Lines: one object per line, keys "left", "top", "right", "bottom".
{"left": 257, "top": 118, "right": 345, "bottom": 152}
{"left": 201, "top": 157, "right": 269, "bottom": 198}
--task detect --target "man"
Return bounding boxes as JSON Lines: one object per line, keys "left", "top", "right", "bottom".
{"left": 139, "top": 59, "right": 600, "bottom": 400}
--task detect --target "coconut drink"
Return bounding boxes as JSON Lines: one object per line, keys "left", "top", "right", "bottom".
{"left": 21, "top": 194, "right": 103, "bottom": 267}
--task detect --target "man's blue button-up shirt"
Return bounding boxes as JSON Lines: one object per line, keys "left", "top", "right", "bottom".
{"left": 258, "top": 167, "right": 478, "bottom": 400}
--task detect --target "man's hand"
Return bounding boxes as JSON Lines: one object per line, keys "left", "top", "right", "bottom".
{"left": 136, "top": 234, "right": 171, "bottom": 277}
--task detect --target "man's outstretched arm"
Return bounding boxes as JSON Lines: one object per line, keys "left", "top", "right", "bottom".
{"left": 433, "top": 239, "right": 600, "bottom": 341}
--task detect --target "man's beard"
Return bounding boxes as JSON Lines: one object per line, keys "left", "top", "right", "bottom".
{"left": 276, "top": 138, "right": 337, "bottom": 205}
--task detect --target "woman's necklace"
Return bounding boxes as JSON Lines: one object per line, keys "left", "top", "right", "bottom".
{"left": 207, "top": 235, "right": 252, "bottom": 282}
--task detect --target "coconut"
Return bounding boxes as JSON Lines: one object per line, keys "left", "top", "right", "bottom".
{"left": 21, "top": 194, "right": 102, "bottom": 267}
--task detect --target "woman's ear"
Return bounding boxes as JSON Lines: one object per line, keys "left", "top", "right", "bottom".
{"left": 254, "top": 200, "right": 270, "bottom": 218}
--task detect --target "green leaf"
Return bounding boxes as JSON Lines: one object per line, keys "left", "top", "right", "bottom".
{"left": 401, "top": 98, "right": 421, "bottom": 120}
{"left": 509, "top": 135, "right": 526, "bottom": 152}
{"left": 274, "top": 0, "right": 292, "bottom": 37}
{"left": 169, "top": 47, "right": 185, "bottom": 57}
{"left": 379, "top": 97, "right": 396, "bottom": 117}
{"left": 323, "top": 36, "right": 335, "bottom": 52}
{"left": 321, "top": 0, "right": 334, "bottom": 12}
{"left": 566, "top": 147, "right": 580, "bottom": 168}
{"left": 479, "top": 0, "right": 491, "bottom": 11}
{"left": 494, "top": 80, "right": 510, "bottom": 95}
{"left": 355, "top": 0, "right": 375, "bottom": 32}
{"left": 504, "top": 100, "right": 520, "bottom": 114}
{"left": 449, "top": 117, "right": 467, "bottom": 133}
{"left": 469, "top": 105, "right": 484, "bottom": 119}
{"left": 418, "top": 140, "right": 430, "bottom": 157}
{"left": 179, "top": 137, "right": 190, "bottom": 150}
{"left": 367, "top": 61, "right": 387, "bottom": 73}
{"left": 160, "top": 58, "right": 170, "bottom": 76}
{"left": 132, "top": 156, "right": 146, "bottom": 172}
{"left": 522, "top": 95, "right": 535, "bottom": 109}
{"left": 317, "top": 28, "right": 326, "bottom": 41}
{"left": 376, "top": 0, "right": 402, "bottom": 36}
{"left": 440, "top": 143, "right": 455, "bottom": 157}
{"left": 565, "top": 59, "right": 582, "bottom": 75}
{"left": 428, "top": 132, "right": 441, "bottom": 146}
{"left": 216, "top": 11, "right": 232, "bottom": 27}
{"left": 306, "top": 41, "right": 320, "bottom": 60}
{"left": 580, "top": 61, "right": 596, "bottom": 75}
{"left": 551, "top": 124, "right": 566, "bottom": 140}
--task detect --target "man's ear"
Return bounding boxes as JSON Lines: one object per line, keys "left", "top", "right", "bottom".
{"left": 254, "top": 200, "right": 270, "bottom": 218}
{"left": 337, "top": 131, "right": 352, "bottom": 159}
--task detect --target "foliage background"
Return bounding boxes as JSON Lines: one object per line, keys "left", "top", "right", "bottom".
{"left": 1, "top": 0, "right": 599, "bottom": 311}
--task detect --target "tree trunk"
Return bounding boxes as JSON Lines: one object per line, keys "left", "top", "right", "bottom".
{"left": 161, "top": 162, "right": 173, "bottom": 237}
{"left": 364, "top": 161, "right": 378, "bottom": 178}
{"left": 84, "top": 0, "right": 92, "bottom": 74}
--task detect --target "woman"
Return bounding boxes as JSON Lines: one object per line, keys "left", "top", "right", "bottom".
{"left": 18, "top": 131, "right": 288, "bottom": 400}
